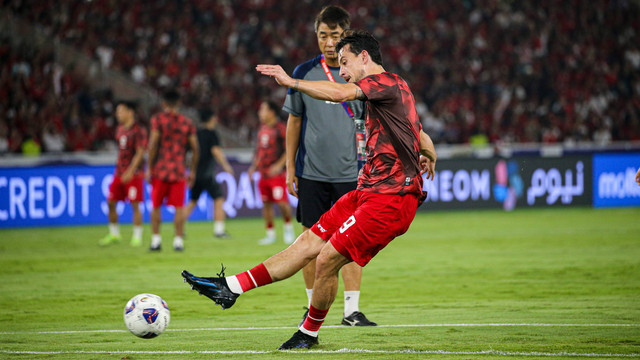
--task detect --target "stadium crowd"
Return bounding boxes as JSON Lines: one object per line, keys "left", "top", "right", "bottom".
{"left": 2, "top": 0, "right": 640, "bottom": 154}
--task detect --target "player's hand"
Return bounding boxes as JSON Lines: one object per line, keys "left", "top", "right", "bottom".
{"left": 286, "top": 170, "right": 298, "bottom": 198}
{"left": 268, "top": 164, "right": 283, "bottom": 178}
{"left": 122, "top": 170, "right": 133, "bottom": 184}
{"left": 256, "top": 64, "right": 294, "bottom": 88}
{"left": 420, "top": 155, "right": 436, "bottom": 181}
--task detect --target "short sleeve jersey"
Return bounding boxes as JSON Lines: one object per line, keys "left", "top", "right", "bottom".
{"left": 255, "top": 122, "right": 287, "bottom": 179}
{"left": 283, "top": 55, "right": 364, "bottom": 182}
{"left": 195, "top": 127, "right": 220, "bottom": 179}
{"left": 355, "top": 72, "right": 424, "bottom": 199}
{"left": 150, "top": 111, "right": 196, "bottom": 182}
{"left": 115, "top": 122, "right": 147, "bottom": 177}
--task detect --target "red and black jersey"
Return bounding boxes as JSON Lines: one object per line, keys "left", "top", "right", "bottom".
{"left": 115, "top": 122, "right": 147, "bottom": 177}
{"left": 150, "top": 111, "right": 196, "bottom": 182}
{"left": 355, "top": 72, "right": 424, "bottom": 199}
{"left": 255, "top": 122, "right": 286, "bottom": 179}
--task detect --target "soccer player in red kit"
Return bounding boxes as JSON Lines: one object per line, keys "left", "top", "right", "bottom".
{"left": 148, "top": 90, "right": 199, "bottom": 251}
{"left": 248, "top": 100, "right": 295, "bottom": 245}
{"left": 182, "top": 30, "right": 437, "bottom": 349}
{"left": 100, "top": 101, "right": 147, "bottom": 247}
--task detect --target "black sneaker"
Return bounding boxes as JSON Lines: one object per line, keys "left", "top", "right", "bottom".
{"left": 277, "top": 330, "right": 318, "bottom": 350}
{"left": 149, "top": 244, "right": 161, "bottom": 251}
{"left": 214, "top": 232, "right": 231, "bottom": 239}
{"left": 341, "top": 311, "right": 377, "bottom": 326}
{"left": 297, "top": 307, "right": 309, "bottom": 328}
{"left": 181, "top": 267, "right": 239, "bottom": 309}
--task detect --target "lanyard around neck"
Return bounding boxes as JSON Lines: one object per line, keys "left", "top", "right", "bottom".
{"left": 319, "top": 54, "right": 355, "bottom": 118}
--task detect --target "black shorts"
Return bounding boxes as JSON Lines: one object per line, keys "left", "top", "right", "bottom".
{"left": 189, "top": 176, "right": 223, "bottom": 201}
{"left": 296, "top": 177, "right": 357, "bottom": 228}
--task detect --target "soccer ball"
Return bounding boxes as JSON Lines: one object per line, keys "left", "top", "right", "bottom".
{"left": 123, "top": 293, "right": 170, "bottom": 338}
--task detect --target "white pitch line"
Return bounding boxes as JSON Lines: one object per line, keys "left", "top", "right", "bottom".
{"left": 0, "top": 349, "right": 639, "bottom": 357}
{"left": 0, "top": 323, "right": 638, "bottom": 335}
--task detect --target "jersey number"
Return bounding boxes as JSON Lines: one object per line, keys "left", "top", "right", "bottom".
{"left": 339, "top": 215, "right": 356, "bottom": 233}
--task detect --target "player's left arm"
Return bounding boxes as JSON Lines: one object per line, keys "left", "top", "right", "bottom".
{"left": 419, "top": 129, "right": 437, "bottom": 181}
{"left": 212, "top": 146, "right": 234, "bottom": 175}
{"left": 256, "top": 64, "right": 366, "bottom": 103}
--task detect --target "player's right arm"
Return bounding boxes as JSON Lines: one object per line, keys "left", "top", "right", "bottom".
{"left": 257, "top": 65, "right": 365, "bottom": 103}
{"left": 285, "top": 114, "right": 302, "bottom": 197}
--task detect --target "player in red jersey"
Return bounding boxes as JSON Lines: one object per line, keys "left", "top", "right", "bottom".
{"left": 100, "top": 101, "right": 147, "bottom": 247}
{"left": 147, "top": 90, "right": 199, "bottom": 251}
{"left": 182, "top": 30, "right": 437, "bottom": 349}
{"left": 248, "top": 100, "right": 295, "bottom": 245}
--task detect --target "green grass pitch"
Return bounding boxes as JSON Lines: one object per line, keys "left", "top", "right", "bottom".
{"left": 1, "top": 207, "right": 639, "bottom": 359}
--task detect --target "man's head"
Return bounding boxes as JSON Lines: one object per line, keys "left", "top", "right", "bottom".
{"left": 200, "top": 108, "right": 218, "bottom": 127}
{"left": 258, "top": 100, "right": 280, "bottom": 125}
{"left": 315, "top": 6, "right": 350, "bottom": 65}
{"left": 115, "top": 100, "right": 137, "bottom": 125}
{"left": 162, "top": 89, "right": 181, "bottom": 110}
{"left": 336, "top": 30, "right": 384, "bottom": 83}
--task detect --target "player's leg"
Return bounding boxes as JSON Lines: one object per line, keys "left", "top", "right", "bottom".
{"left": 129, "top": 176, "right": 145, "bottom": 247}
{"left": 100, "top": 177, "right": 123, "bottom": 246}
{"left": 277, "top": 200, "right": 295, "bottom": 244}
{"left": 130, "top": 201, "right": 143, "bottom": 247}
{"left": 257, "top": 177, "right": 276, "bottom": 244}
{"left": 330, "top": 181, "right": 376, "bottom": 326}
{"left": 184, "top": 178, "right": 203, "bottom": 221}
{"left": 150, "top": 179, "right": 165, "bottom": 251}
{"left": 182, "top": 228, "right": 326, "bottom": 308}
{"left": 259, "top": 201, "right": 276, "bottom": 245}
{"left": 100, "top": 200, "right": 122, "bottom": 246}
{"left": 297, "top": 178, "right": 332, "bottom": 310}
{"left": 168, "top": 180, "right": 186, "bottom": 251}
{"left": 212, "top": 196, "right": 228, "bottom": 237}
{"left": 209, "top": 180, "right": 229, "bottom": 238}
{"left": 279, "top": 242, "right": 349, "bottom": 350}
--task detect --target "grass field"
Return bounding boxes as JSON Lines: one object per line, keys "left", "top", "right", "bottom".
{"left": 1, "top": 207, "right": 639, "bottom": 359}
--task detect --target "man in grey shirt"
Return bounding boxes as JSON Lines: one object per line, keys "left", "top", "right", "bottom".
{"left": 283, "top": 5, "right": 376, "bottom": 327}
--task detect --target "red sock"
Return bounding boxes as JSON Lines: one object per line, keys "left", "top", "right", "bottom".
{"left": 235, "top": 263, "right": 273, "bottom": 292}
{"left": 301, "top": 305, "right": 328, "bottom": 335}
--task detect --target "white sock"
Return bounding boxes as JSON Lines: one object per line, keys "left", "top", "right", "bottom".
{"left": 265, "top": 228, "right": 275, "bottom": 239}
{"left": 226, "top": 276, "right": 243, "bottom": 294}
{"left": 214, "top": 221, "right": 225, "bottom": 235}
{"left": 306, "top": 288, "right": 313, "bottom": 308}
{"left": 108, "top": 223, "right": 120, "bottom": 237}
{"left": 283, "top": 222, "right": 295, "bottom": 244}
{"left": 151, "top": 234, "right": 162, "bottom": 247}
{"left": 173, "top": 236, "right": 184, "bottom": 247}
{"left": 344, "top": 291, "right": 360, "bottom": 317}
{"left": 132, "top": 226, "right": 143, "bottom": 239}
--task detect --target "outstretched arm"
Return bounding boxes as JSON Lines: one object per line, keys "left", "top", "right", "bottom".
{"left": 256, "top": 64, "right": 365, "bottom": 102}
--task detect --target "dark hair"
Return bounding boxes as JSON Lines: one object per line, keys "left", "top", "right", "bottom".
{"left": 162, "top": 89, "right": 181, "bottom": 106}
{"left": 199, "top": 108, "right": 216, "bottom": 122}
{"left": 116, "top": 100, "right": 137, "bottom": 111}
{"left": 263, "top": 100, "right": 281, "bottom": 115}
{"left": 336, "top": 29, "right": 384, "bottom": 67}
{"left": 314, "top": 5, "right": 350, "bottom": 32}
